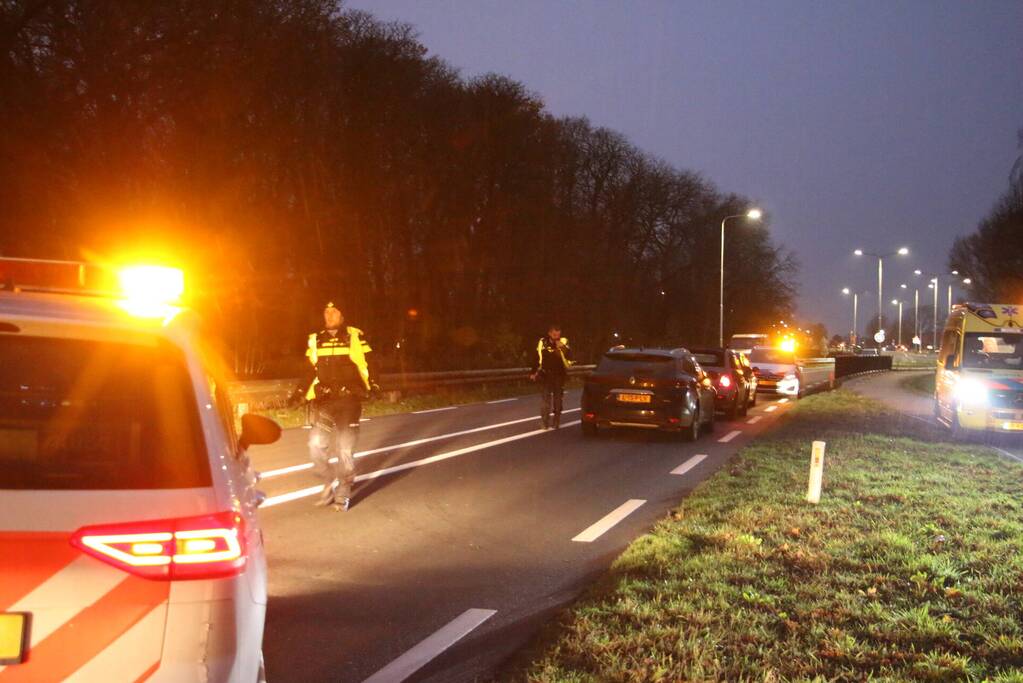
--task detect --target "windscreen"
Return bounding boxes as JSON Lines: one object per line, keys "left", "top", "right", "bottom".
{"left": 961, "top": 332, "right": 1023, "bottom": 370}
{"left": 0, "top": 335, "right": 211, "bottom": 490}
{"left": 597, "top": 353, "right": 675, "bottom": 378}
{"left": 693, "top": 352, "right": 723, "bottom": 366}
{"left": 750, "top": 348, "right": 795, "bottom": 365}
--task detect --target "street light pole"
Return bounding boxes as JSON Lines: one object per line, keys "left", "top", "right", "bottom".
{"left": 932, "top": 277, "right": 939, "bottom": 349}
{"left": 855, "top": 246, "right": 908, "bottom": 346}
{"left": 891, "top": 299, "right": 903, "bottom": 348}
{"left": 719, "top": 208, "right": 761, "bottom": 346}
{"left": 914, "top": 288, "right": 919, "bottom": 349}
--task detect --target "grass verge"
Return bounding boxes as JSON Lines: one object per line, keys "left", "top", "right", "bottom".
{"left": 503, "top": 389, "right": 1023, "bottom": 682}
{"left": 255, "top": 378, "right": 582, "bottom": 429}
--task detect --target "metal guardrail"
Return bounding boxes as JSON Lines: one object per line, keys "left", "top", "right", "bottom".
{"left": 832, "top": 355, "right": 893, "bottom": 378}
{"left": 229, "top": 364, "right": 597, "bottom": 406}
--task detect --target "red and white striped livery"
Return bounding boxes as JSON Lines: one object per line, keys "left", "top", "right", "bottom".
{"left": 0, "top": 259, "right": 277, "bottom": 682}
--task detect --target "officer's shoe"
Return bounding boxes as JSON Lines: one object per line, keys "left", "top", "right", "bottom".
{"left": 541, "top": 418, "right": 549, "bottom": 430}
{"left": 314, "top": 480, "right": 339, "bottom": 507}
{"left": 333, "top": 497, "right": 351, "bottom": 512}
{"left": 552, "top": 416, "right": 561, "bottom": 429}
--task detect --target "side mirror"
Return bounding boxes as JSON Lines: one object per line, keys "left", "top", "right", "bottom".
{"left": 239, "top": 413, "right": 282, "bottom": 450}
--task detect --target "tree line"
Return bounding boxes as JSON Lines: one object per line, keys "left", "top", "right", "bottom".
{"left": 0, "top": 0, "right": 797, "bottom": 374}
{"left": 949, "top": 128, "right": 1023, "bottom": 304}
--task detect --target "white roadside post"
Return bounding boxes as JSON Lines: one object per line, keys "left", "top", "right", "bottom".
{"left": 806, "top": 440, "right": 826, "bottom": 504}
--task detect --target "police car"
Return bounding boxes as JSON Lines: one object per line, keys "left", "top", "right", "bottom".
{"left": 0, "top": 258, "right": 279, "bottom": 682}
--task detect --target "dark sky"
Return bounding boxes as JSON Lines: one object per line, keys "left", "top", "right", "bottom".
{"left": 350, "top": 0, "right": 1023, "bottom": 337}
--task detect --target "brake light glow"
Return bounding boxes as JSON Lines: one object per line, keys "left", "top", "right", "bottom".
{"left": 719, "top": 375, "right": 731, "bottom": 388}
{"left": 71, "top": 511, "right": 245, "bottom": 580}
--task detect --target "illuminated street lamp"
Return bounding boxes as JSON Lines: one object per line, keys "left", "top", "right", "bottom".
{"left": 891, "top": 299, "right": 904, "bottom": 348}
{"left": 947, "top": 272, "right": 971, "bottom": 317}
{"left": 719, "top": 208, "right": 762, "bottom": 346}
{"left": 841, "top": 287, "right": 868, "bottom": 346}
{"left": 854, "top": 246, "right": 909, "bottom": 346}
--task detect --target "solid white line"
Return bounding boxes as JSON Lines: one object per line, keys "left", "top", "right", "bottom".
{"left": 260, "top": 408, "right": 583, "bottom": 480}
{"left": 263, "top": 421, "right": 582, "bottom": 507}
{"left": 765, "top": 405, "right": 778, "bottom": 413}
{"left": 670, "top": 454, "right": 707, "bottom": 476}
{"left": 413, "top": 406, "right": 458, "bottom": 414}
{"left": 747, "top": 416, "right": 762, "bottom": 424}
{"left": 778, "top": 398, "right": 790, "bottom": 404}
{"left": 363, "top": 608, "right": 497, "bottom": 683}
{"left": 718, "top": 429, "right": 742, "bottom": 443}
{"left": 486, "top": 398, "right": 518, "bottom": 404}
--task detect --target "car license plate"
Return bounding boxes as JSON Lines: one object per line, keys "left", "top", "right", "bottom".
{"left": 0, "top": 613, "right": 29, "bottom": 665}
{"left": 618, "top": 393, "right": 651, "bottom": 404}
{"left": 1000, "top": 421, "right": 1023, "bottom": 431}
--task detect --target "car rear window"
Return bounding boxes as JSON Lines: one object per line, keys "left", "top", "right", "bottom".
{"left": 597, "top": 353, "right": 676, "bottom": 378}
{"left": 750, "top": 348, "right": 795, "bottom": 365}
{"left": 0, "top": 335, "right": 211, "bottom": 490}
{"left": 693, "top": 352, "right": 723, "bottom": 366}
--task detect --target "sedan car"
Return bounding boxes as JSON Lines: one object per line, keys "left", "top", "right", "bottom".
{"left": 690, "top": 347, "right": 754, "bottom": 418}
{"left": 581, "top": 347, "right": 716, "bottom": 441}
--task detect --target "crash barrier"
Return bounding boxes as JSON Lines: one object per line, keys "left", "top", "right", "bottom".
{"left": 831, "top": 354, "right": 893, "bottom": 378}
{"left": 229, "top": 364, "right": 597, "bottom": 408}
{"left": 795, "top": 357, "right": 837, "bottom": 393}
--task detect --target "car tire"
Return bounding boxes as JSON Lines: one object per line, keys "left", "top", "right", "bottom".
{"left": 739, "top": 392, "right": 749, "bottom": 416}
{"left": 724, "top": 397, "right": 737, "bottom": 420}
{"left": 581, "top": 421, "right": 598, "bottom": 438}
{"left": 681, "top": 408, "right": 700, "bottom": 442}
{"left": 749, "top": 390, "right": 757, "bottom": 407}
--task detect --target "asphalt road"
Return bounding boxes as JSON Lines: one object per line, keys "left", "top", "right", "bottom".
{"left": 248, "top": 391, "right": 797, "bottom": 683}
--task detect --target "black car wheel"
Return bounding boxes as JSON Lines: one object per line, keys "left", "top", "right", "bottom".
{"left": 749, "top": 389, "right": 757, "bottom": 407}
{"left": 739, "top": 391, "right": 749, "bottom": 416}
{"left": 681, "top": 407, "right": 700, "bottom": 442}
{"left": 724, "top": 396, "right": 738, "bottom": 420}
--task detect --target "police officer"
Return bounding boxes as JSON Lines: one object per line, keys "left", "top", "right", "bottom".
{"left": 293, "top": 302, "right": 374, "bottom": 510}
{"left": 530, "top": 324, "right": 573, "bottom": 429}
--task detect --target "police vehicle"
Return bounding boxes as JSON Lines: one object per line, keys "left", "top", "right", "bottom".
{"left": 0, "top": 258, "right": 279, "bottom": 682}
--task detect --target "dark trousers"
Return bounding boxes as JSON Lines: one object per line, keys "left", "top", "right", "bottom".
{"left": 539, "top": 375, "right": 565, "bottom": 426}
{"left": 308, "top": 395, "right": 361, "bottom": 499}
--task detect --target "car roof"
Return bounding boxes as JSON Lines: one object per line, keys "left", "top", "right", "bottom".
{"left": 606, "top": 346, "right": 688, "bottom": 357}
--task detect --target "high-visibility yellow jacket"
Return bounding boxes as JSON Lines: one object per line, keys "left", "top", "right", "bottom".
{"left": 303, "top": 326, "right": 372, "bottom": 400}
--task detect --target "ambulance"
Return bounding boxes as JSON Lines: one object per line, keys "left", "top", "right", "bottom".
{"left": 0, "top": 258, "right": 279, "bottom": 682}
{"left": 934, "top": 302, "right": 1023, "bottom": 435}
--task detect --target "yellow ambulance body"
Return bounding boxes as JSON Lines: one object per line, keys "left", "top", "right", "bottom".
{"left": 935, "top": 303, "right": 1023, "bottom": 434}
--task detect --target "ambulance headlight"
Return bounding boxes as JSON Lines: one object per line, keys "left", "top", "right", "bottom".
{"left": 955, "top": 378, "right": 988, "bottom": 406}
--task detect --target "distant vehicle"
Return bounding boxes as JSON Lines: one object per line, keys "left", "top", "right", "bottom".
{"left": 749, "top": 346, "right": 834, "bottom": 397}
{"left": 0, "top": 258, "right": 278, "bottom": 682}
{"left": 934, "top": 302, "right": 1023, "bottom": 437}
{"left": 728, "top": 333, "right": 768, "bottom": 354}
{"left": 581, "top": 347, "right": 716, "bottom": 441}
{"left": 690, "top": 347, "right": 754, "bottom": 418}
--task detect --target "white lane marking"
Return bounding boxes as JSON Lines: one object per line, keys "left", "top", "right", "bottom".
{"left": 260, "top": 408, "right": 582, "bottom": 480}
{"left": 572, "top": 499, "right": 646, "bottom": 543}
{"left": 779, "top": 398, "right": 789, "bottom": 403}
{"left": 747, "top": 416, "right": 762, "bottom": 424}
{"left": 360, "top": 418, "right": 371, "bottom": 422}
{"left": 486, "top": 398, "right": 518, "bottom": 404}
{"left": 64, "top": 603, "right": 166, "bottom": 682}
{"left": 263, "top": 422, "right": 582, "bottom": 507}
{"left": 991, "top": 446, "right": 1023, "bottom": 464}
{"left": 670, "top": 454, "right": 707, "bottom": 476}
{"left": 718, "top": 429, "right": 742, "bottom": 443}
{"left": 4, "top": 555, "right": 125, "bottom": 648}
{"left": 765, "top": 405, "right": 778, "bottom": 413}
{"left": 363, "top": 608, "right": 497, "bottom": 683}
{"left": 412, "top": 406, "right": 458, "bottom": 415}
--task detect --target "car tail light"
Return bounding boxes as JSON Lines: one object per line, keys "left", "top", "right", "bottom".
{"left": 719, "top": 374, "right": 732, "bottom": 388}
{"left": 70, "top": 511, "right": 246, "bottom": 580}
{"left": 583, "top": 412, "right": 596, "bottom": 421}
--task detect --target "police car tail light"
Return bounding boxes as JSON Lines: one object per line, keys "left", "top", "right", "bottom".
{"left": 71, "top": 511, "right": 246, "bottom": 580}
{"left": 719, "top": 374, "right": 731, "bottom": 388}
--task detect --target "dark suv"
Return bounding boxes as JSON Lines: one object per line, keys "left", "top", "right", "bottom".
{"left": 690, "top": 347, "right": 756, "bottom": 418}
{"left": 581, "top": 347, "right": 716, "bottom": 440}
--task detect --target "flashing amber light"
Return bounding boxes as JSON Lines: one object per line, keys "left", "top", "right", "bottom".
{"left": 407, "top": 308, "right": 419, "bottom": 319}
{"left": 780, "top": 337, "right": 797, "bottom": 353}
{"left": 116, "top": 265, "right": 184, "bottom": 318}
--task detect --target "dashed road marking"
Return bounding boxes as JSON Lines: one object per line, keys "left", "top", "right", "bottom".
{"left": 765, "top": 405, "right": 778, "bottom": 413}
{"left": 363, "top": 608, "right": 497, "bottom": 683}
{"left": 747, "top": 416, "right": 762, "bottom": 424}
{"left": 718, "top": 429, "right": 742, "bottom": 443}
{"left": 779, "top": 398, "right": 789, "bottom": 403}
{"left": 670, "top": 454, "right": 707, "bottom": 476}
{"left": 572, "top": 499, "right": 646, "bottom": 543}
